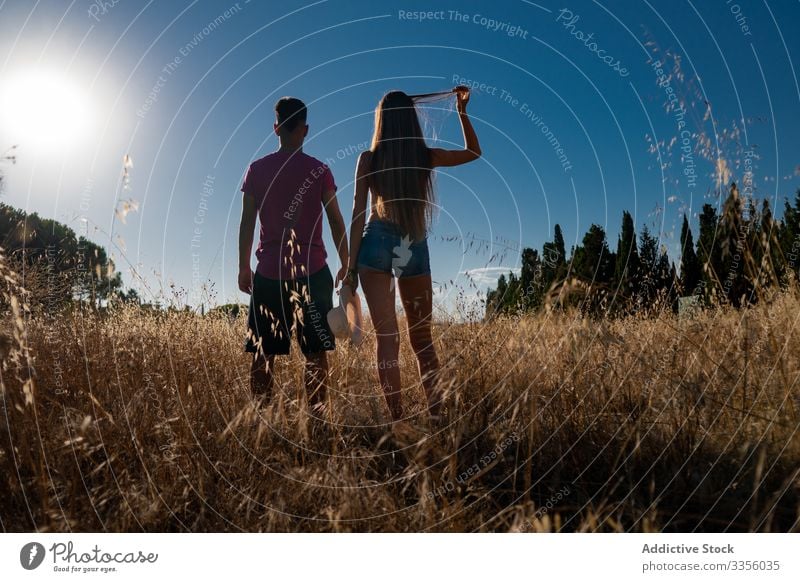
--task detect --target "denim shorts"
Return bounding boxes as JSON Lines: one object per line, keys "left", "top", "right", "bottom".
{"left": 357, "top": 219, "right": 431, "bottom": 278}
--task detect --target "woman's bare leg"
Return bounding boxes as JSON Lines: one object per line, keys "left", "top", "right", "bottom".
{"left": 358, "top": 268, "right": 403, "bottom": 421}
{"left": 398, "top": 274, "right": 441, "bottom": 417}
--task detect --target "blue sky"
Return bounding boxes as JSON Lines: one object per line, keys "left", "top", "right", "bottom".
{"left": 1, "top": 0, "right": 798, "bottom": 313}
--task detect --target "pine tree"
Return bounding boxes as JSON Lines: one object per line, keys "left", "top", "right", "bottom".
{"left": 519, "top": 247, "right": 542, "bottom": 310}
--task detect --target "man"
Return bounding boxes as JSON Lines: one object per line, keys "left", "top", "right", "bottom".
{"left": 238, "top": 97, "right": 348, "bottom": 412}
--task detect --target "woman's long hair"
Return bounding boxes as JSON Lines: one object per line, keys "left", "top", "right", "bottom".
{"left": 369, "top": 89, "right": 453, "bottom": 241}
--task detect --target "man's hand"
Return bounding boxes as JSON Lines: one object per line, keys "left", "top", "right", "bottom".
{"left": 334, "top": 265, "right": 348, "bottom": 288}
{"left": 322, "top": 187, "right": 349, "bottom": 287}
{"left": 238, "top": 267, "right": 253, "bottom": 294}
{"left": 239, "top": 192, "right": 258, "bottom": 293}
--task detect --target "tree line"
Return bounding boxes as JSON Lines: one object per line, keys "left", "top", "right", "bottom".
{"left": 0, "top": 202, "right": 138, "bottom": 308}
{"left": 486, "top": 183, "right": 800, "bottom": 317}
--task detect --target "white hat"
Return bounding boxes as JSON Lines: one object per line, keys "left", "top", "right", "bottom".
{"left": 327, "top": 285, "right": 364, "bottom": 346}
{"left": 327, "top": 303, "right": 348, "bottom": 339}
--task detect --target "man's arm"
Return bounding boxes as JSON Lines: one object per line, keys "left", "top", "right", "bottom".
{"left": 322, "top": 187, "right": 349, "bottom": 286}
{"left": 238, "top": 193, "right": 258, "bottom": 294}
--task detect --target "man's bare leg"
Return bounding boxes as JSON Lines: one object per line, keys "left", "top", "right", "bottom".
{"left": 251, "top": 352, "right": 275, "bottom": 402}
{"left": 304, "top": 351, "right": 328, "bottom": 412}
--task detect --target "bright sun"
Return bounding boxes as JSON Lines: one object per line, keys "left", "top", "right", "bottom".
{"left": 0, "top": 70, "right": 91, "bottom": 152}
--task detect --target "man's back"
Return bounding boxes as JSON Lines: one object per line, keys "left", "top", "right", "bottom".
{"left": 241, "top": 150, "right": 336, "bottom": 280}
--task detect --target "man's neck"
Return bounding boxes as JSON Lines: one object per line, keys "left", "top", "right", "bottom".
{"left": 278, "top": 142, "right": 303, "bottom": 153}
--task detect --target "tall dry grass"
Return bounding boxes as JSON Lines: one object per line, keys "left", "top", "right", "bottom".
{"left": 1, "top": 253, "right": 799, "bottom": 532}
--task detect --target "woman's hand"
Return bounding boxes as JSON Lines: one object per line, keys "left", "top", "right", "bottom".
{"left": 429, "top": 85, "right": 481, "bottom": 167}
{"left": 454, "top": 85, "right": 470, "bottom": 113}
{"left": 343, "top": 268, "right": 359, "bottom": 291}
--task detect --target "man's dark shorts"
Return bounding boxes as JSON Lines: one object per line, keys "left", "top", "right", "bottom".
{"left": 245, "top": 264, "right": 336, "bottom": 356}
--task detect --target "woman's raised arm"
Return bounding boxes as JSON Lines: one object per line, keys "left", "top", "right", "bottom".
{"left": 430, "top": 85, "right": 481, "bottom": 168}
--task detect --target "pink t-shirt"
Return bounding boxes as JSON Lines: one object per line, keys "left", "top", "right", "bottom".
{"left": 241, "top": 150, "right": 336, "bottom": 280}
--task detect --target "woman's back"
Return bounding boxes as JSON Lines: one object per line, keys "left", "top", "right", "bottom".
{"left": 365, "top": 91, "right": 435, "bottom": 241}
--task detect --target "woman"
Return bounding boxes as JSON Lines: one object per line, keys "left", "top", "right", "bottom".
{"left": 343, "top": 85, "right": 481, "bottom": 422}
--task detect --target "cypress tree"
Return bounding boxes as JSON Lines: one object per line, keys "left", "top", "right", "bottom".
{"left": 679, "top": 214, "right": 702, "bottom": 296}
{"left": 697, "top": 204, "right": 722, "bottom": 298}
{"left": 614, "top": 211, "right": 640, "bottom": 294}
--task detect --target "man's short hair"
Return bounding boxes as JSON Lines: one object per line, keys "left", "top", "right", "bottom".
{"left": 275, "top": 97, "right": 307, "bottom": 132}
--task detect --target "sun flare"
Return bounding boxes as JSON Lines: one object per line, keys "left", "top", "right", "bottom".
{"left": 0, "top": 70, "right": 91, "bottom": 152}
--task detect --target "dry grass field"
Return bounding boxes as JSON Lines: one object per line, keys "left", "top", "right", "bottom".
{"left": 1, "top": 255, "right": 799, "bottom": 532}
